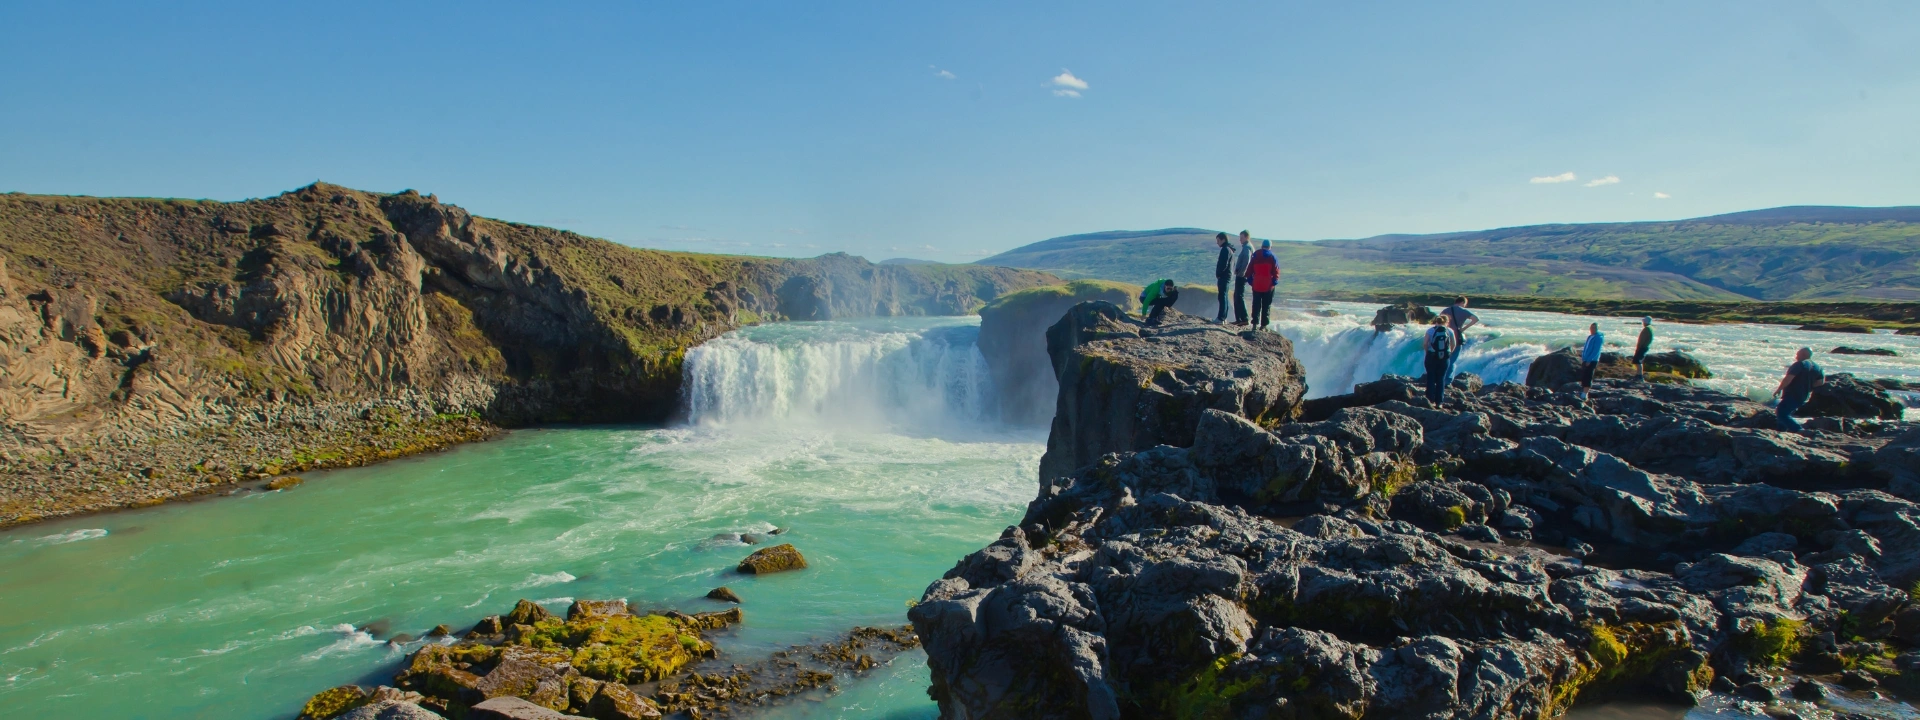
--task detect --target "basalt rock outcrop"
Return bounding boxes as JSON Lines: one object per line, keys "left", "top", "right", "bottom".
{"left": 0, "top": 184, "right": 1055, "bottom": 526}
{"left": 916, "top": 304, "right": 1920, "bottom": 719}
{"left": 1036, "top": 303, "right": 1308, "bottom": 484}
{"left": 1525, "top": 348, "right": 1712, "bottom": 388}
{"left": 1369, "top": 302, "right": 1437, "bottom": 333}
{"left": 1805, "top": 373, "right": 1905, "bottom": 420}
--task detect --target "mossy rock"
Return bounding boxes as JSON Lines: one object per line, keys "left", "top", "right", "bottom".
{"left": 1735, "top": 617, "right": 1804, "bottom": 668}
{"left": 737, "top": 543, "right": 807, "bottom": 574}
{"left": 504, "top": 598, "right": 555, "bottom": 626}
{"left": 297, "top": 685, "right": 368, "bottom": 720}
{"left": 266, "top": 475, "right": 305, "bottom": 490}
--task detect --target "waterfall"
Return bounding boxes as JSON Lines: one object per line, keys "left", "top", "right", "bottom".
{"left": 1272, "top": 320, "right": 1547, "bottom": 399}
{"left": 682, "top": 319, "right": 997, "bottom": 429}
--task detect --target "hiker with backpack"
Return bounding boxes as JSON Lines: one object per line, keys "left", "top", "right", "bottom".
{"left": 1423, "top": 316, "right": 1457, "bottom": 405}
{"left": 1246, "top": 239, "right": 1279, "bottom": 330}
{"left": 1437, "top": 296, "right": 1479, "bottom": 385}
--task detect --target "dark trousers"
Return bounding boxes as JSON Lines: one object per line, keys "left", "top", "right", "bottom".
{"left": 1776, "top": 396, "right": 1806, "bottom": 432}
{"left": 1214, "top": 275, "right": 1230, "bottom": 322}
{"left": 1251, "top": 290, "right": 1274, "bottom": 328}
{"left": 1579, "top": 361, "right": 1598, "bottom": 390}
{"left": 1444, "top": 337, "right": 1464, "bottom": 384}
{"left": 1232, "top": 278, "right": 1248, "bottom": 322}
{"left": 1146, "top": 297, "right": 1177, "bottom": 325}
{"left": 1424, "top": 355, "right": 1449, "bottom": 405}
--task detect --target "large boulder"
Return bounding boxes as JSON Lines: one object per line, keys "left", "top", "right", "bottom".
{"left": 1804, "top": 373, "right": 1903, "bottom": 420}
{"left": 977, "top": 281, "right": 1137, "bottom": 425}
{"left": 1370, "top": 301, "right": 1437, "bottom": 332}
{"left": 737, "top": 544, "right": 807, "bottom": 574}
{"left": 1524, "top": 347, "right": 1585, "bottom": 388}
{"left": 1643, "top": 351, "right": 1711, "bottom": 379}
{"left": 1037, "top": 301, "right": 1307, "bottom": 482}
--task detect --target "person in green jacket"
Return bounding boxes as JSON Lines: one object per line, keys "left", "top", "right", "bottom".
{"left": 1139, "top": 279, "right": 1180, "bottom": 324}
{"left": 1633, "top": 316, "right": 1654, "bottom": 380}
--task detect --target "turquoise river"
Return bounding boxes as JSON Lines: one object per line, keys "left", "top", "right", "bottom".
{"left": 4, "top": 307, "right": 1920, "bottom": 719}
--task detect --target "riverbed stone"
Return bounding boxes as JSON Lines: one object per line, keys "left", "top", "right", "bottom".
{"left": 468, "top": 696, "right": 590, "bottom": 720}
{"left": 300, "top": 685, "right": 370, "bottom": 720}
{"left": 737, "top": 543, "right": 807, "bottom": 574}
{"left": 337, "top": 701, "right": 446, "bottom": 720}
{"left": 705, "top": 586, "right": 742, "bottom": 603}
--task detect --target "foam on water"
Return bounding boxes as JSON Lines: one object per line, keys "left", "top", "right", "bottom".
{"left": 1271, "top": 301, "right": 1920, "bottom": 408}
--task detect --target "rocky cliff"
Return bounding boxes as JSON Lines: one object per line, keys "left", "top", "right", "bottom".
{"left": 913, "top": 306, "right": 1920, "bottom": 719}
{"left": 0, "top": 183, "right": 1055, "bottom": 526}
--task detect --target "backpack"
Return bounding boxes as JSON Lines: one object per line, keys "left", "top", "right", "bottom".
{"left": 1426, "top": 327, "right": 1453, "bottom": 359}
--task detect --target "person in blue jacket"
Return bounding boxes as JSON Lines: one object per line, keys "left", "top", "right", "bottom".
{"left": 1579, "top": 322, "right": 1605, "bottom": 401}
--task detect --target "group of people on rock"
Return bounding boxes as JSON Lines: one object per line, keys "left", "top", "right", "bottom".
{"left": 1138, "top": 230, "right": 1280, "bottom": 328}
{"left": 1214, "top": 230, "right": 1279, "bottom": 329}
{"left": 1146, "top": 232, "right": 1831, "bottom": 434}
{"left": 1419, "top": 297, "right": 1482, "bottom": 405}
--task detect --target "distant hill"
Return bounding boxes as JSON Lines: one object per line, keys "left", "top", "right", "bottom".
{"left": 978, "top": 206, "right": 1920, "bottom": 301}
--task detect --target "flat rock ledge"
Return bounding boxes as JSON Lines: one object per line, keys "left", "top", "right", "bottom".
{"left": 914, "top": 305, "right": 1920, "bottom": 720}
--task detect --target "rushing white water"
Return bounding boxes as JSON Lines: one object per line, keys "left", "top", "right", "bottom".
{"left": 683, "top": 318, "right": 996, "bottom": 430}
{"left": 1269, "top": 301, "right": 1920, "bottom": 411}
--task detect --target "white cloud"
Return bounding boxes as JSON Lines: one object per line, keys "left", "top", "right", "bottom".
{"left": 1051, "top": 70, "right": 1089, "bottom": 91}
{"left": 920, "top": 244, "right": 937, "bottom": 251}
{"left": 1584, "top": 175, "right": 1621, "bottom": 187}
{"left": 931, "top": 65, "right": 956, "bottom": 80}
{"left": 1529, "top": 172, "right": 1577, "bottom": 184}
{"left": 802, "top": 243, "right": 818, "bottom": 249}
{"left": 1653, "top": 191, "right": 1672, "bottom": 199}
{"left": 769, "top": 242, "right": 787, "bottom": 248}
{"left": 1052, "top": 89, "right": 1082, "bottom": 98}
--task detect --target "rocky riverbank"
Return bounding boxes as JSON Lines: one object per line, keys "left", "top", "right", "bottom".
{"left": 288, "top": 542, "right": 922, "bottom": 720}
{"left": 0, "top": 184, "right": 1056, "bottom": 527}
{"left": 913, "top": 304, "right": 1920, "bottom": 719}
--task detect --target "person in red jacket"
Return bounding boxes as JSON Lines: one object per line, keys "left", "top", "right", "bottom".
{"left": 1246, "top": 239, "right": 1279, "bottom": 330}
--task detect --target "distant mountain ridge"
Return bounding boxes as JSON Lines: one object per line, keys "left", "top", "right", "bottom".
{"left": 979, "top": 206, "right": 1920, "bottom": 301}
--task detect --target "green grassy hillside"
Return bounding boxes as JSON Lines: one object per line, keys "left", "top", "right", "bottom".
{"left": 980, "top": 207, "right": 1920, "bottom": 301}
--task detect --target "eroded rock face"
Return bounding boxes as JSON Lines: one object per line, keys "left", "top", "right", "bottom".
{"left": 1037, "top": 302, "right": 1307, "bottom": 482}
{"left": 920, "top": 327, "right": 1920, "bottom": 718}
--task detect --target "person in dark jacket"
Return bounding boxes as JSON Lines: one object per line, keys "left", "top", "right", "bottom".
{"left": 1212, "top": 232, "right": 1232, "bottom": 323}
{"left": 1422, "top": 316, "right": 1457, "bottom": 405}
{"left": 1139, "top": 279, "right": 1180, "bottom": 324}
{"left": 1632, "top": 317, "right": 1654, "bottom": 380}
{"left": 1772, "top": 347, "right": 1825, "bottom": 432}
{"left": 1231, "top": 231, "right": 1253, "bottom": 325}
{"left": 1246, "top": 240, "right": 1279, "bottom": 330}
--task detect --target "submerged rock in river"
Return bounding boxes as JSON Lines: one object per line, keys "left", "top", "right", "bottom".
{"left": 736, "top": 543, "right": 807, "bottom": 574}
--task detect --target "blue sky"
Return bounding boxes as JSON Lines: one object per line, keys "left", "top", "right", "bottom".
{"left": 2, "top": 2, "right": 1916, "bottom": 261}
